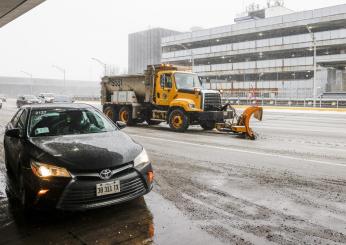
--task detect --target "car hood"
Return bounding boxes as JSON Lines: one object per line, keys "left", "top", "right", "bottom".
{"left": 29, "top": 131, "right": 142, "bottom": 171}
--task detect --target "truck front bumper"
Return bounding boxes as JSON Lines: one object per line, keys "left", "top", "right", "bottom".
{"left": 198, "top": 110, "right": 234, "bottom": 122}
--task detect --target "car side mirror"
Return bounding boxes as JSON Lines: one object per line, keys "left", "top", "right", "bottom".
{"left": 5, "top": 128, "right": 21, "bottom": 138}
{"left": 116, "top": 121, "right": 127, "bottom": 130}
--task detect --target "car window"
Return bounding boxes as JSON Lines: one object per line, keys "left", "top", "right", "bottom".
{"left": 10, "top": 109, "right": 23, "bottom": 126}
{"left": 17, "top": 109, "right": 28, "bottom": 129}
{"left": 29, "top": 108, "right": 116, "bottom": 137}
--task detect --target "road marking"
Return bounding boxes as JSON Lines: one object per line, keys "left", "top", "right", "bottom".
{"left": 131, "top": 134, "right": 346, "bottom": 168}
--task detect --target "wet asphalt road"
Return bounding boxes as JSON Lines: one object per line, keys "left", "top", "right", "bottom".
{"left": 1, "top": 99, "right": 346, "bottom": 244}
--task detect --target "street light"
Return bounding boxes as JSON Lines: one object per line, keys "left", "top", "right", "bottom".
{"left": 91, "top": 57, "right": 107, "bottom": 76}
{"left": 306, "top": 25, "right": 317, "bottom": 107}
{"left": 20, "top": 70, "right": 33, "bottom": 94}
{"left": 52, "top": 65, "right": 66, "bottom": 92}
{"left": 177, "top": 44, "right": 194, "bottom": 70}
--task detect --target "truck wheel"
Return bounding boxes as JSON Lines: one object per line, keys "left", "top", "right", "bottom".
{"left": 146, "top": 120, "right": 161, "bottom": 126}
{"left": 119, "top": 106, "right": 134, "bottom": 125}
{"left": 168, "top": 109, "right": 189, "bottom": 132}
{"left": 104, "top": 106, "right": 118, "bottom": 122}
{"left": 200, "top": 121, "right": 216, "bottom": 130}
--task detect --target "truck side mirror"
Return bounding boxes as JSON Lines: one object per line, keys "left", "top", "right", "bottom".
{"left": 116, "top": 121, "right": 127, "bottom": 130}
{"left": 5, "top": 128, "right": 21, "bottom": 138}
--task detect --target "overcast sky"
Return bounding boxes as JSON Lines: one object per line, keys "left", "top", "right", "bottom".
{"left": 0, "top": 0, "right": 345, "bottom": 81}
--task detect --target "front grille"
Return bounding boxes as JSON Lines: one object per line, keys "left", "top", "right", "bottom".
{"left": 57, "top": 169, "right": 147, "bottom": 210}
{"left": 203, "top": 93, "right": 221, "bottom": 111}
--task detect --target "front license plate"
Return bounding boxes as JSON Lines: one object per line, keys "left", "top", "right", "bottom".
{"left": 96, "top": 180, "right": 120, "bottom": 196}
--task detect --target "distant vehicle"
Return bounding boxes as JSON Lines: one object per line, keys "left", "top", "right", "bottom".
{"left": 0, "top": 99, "right": 2, "bottom": 109}
{"left": 4, "top": 103, "right": 153, "bottom": 210}
{"left": 38, "top": 93, "right": 55, "bottom": 103}
{"left": 0, "top": 94, "right": 6, "bottom": 102}
{"left": 16, "top": 95, "right": 40, "bottom": 108}
{"left": 53, "top": 95, "right": 74, "bottom": 103}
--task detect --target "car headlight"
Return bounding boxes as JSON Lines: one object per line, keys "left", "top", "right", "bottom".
{"left": 31, "top": 160, "right": 71, "bottom": 178}
{"left": 134, "top": 148, "right": 149, "bottom": 167}
{"left": 188, "top": 103, "right": 195, "bottom": 109}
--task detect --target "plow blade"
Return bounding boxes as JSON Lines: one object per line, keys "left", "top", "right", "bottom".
{"left": 232, "top": 106, "right": 263, "bottom": 140}
{"left": 216, "top": 106, "right": 263, "bottom": 140}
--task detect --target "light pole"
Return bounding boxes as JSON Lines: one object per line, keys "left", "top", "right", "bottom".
{"left": 52, "top": 65, "right": 66, "bottom": 92}
{"left": 20, "top": 70, "right": 33, "bottom": 94}
{"left": 91, "top": 57, "right": 107, "bottom": 76}
{"left": 177, "top": 44, "right": 194, "bottom": 70}
{"left": 306, "top": 25, "right": 317, "bottom": 107}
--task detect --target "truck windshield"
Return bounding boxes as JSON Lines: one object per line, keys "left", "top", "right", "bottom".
{"left": 174, "top": 73, "right": 201, "bottom": 90}
{"left": 28, "top": 108, "right": 116, "bottom": 137}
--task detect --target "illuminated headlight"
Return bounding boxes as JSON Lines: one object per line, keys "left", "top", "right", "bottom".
{"left": 188, "top": 103, "right": 196, "bottom": 109}
{"left": 134, "top": 148, "right": 149, "bottom": 167}
{"left": 31, "top": 160, "right": 71, "bottom": 178}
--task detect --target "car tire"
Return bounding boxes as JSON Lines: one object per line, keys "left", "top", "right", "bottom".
{"left": 18, "top": 169, "right": 33, "bottom": 212}
{"left": 104, "top": 106, "right": 118, "bottom": 122}
{"left": 200, "top": 121, "right": 216, "bottom": 130}
{"left": 168, "top": 109, "right": 189, "bottom": 132}
{"left": 119, "top": 106, "right": 135, "bottom": 126}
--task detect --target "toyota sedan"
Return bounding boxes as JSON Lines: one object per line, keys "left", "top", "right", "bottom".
{"left": 3, "top": 103, "right": 153, "bottom": 211}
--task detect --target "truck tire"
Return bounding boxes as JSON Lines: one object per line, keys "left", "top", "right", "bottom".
{"left": 119, "top": 106, "right": 134, "bottom": 125}
{"left": 200, "top": 121, "right": 216, "bottom": 130}
{"left": 104, "top": 106, "right": 118, "bottom": 122}
{"left": 168, "top": 109, "right": 189, "bottom": 132}
{"left": 146, "top": 119, "right": 161, "bottom": 126}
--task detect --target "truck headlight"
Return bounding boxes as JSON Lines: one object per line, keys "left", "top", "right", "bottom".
{"left": 31, "top": 160, "right": 71, "bottom": 178}
{"left": 134, "top": 148, "right": 149, "bottom": 167}
{"left": 188, "top": 103, "right": 195, "bottom": 109}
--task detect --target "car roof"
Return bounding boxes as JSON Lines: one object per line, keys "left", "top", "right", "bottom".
{"left": 22, "top": 103, "right": 95, "bottom": 110}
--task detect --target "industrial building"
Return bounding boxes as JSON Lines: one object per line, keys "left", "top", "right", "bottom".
{"left": 161, "top": 3, "right": 346, "bottom": 99}
{"left": 128, "top": 28, "right": 180, "bottom": 74}
{"left": 0, "top": 77, "right": 100, "bottom": 98}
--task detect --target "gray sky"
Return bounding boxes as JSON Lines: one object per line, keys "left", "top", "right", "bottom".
{"left": 0, "top": 0, "right": 345, "bottom": 81}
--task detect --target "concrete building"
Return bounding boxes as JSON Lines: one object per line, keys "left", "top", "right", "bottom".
{"left": 0, "top": 77, "right": 100, "bottom": 98}
{"left": 128, "top": 28, "right": 180, "bottom": 74}
{"left": 161, "top": 4, "right": 346, "bottom": 99}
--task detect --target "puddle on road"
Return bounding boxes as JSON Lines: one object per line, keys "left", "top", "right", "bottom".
{"left": 0, "top": 168, "right": 223, "bottom": 245}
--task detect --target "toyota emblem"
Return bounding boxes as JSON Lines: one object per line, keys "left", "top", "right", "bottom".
{"left": 99, "top": 169, "right": 112, "bottom": 180}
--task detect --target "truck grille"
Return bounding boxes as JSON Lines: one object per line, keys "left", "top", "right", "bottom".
{"left": 57, "top": 170, "right": 146, "bottom": 210}
{"left": 203, "top": 93, "right": 221, "bottom": 111}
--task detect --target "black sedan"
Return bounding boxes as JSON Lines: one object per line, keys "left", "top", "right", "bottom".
{"left": 3, "top": 103, "right": 153, "bottom": 211}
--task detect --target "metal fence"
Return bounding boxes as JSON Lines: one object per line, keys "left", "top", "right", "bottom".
{"left": 222, "top": 97, "right": 346, "bottom": 108}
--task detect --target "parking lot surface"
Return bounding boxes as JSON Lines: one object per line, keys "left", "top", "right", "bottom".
{"left": 1, "top": 100, "right": 346, "bottom": 244}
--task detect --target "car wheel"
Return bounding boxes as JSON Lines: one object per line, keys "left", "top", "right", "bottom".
{"left": 119, "top": 106, "right": 135, "bottom": 125}
{"left": 168, "top": 109, "right": 189, "bottom": 132}
{"left": 200, "top": 121, "right": 216, "bottom": 130}
{"left": 18, "top": 170, "right": 33, "bottom": 211}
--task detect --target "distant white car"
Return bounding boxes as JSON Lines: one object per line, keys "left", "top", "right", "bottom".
{"left": 53, "top": 95, "right": 74, "bottom": 103}
{"left": 0, "top": 94, "right": 6, "bottom": 102}
{"left": 38, "top": 93, "right": 55, "bottom": 103}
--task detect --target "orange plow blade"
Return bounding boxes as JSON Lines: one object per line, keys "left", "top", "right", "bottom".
{"left": 231, "top": 106, "right": 263, "bottom": 140}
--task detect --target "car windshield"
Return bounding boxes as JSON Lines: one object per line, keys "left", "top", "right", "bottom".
{"left": 174, "top": 73, "right": 201, "bottom": 90}
{"left": 28, "top": 108, "right": 116, "bottom": 137}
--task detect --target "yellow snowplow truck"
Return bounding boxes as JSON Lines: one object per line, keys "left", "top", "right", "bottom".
{"left": 101, "top": 64, "right": 262, "bottom": 139}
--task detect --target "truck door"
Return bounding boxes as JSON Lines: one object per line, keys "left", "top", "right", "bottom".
{"left": 155, "top": 73, "right": 175, "bottom": 106}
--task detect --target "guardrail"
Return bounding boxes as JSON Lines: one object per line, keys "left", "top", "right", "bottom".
{"left": 222, "top": 97, "right": 346, "bottom": 109}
